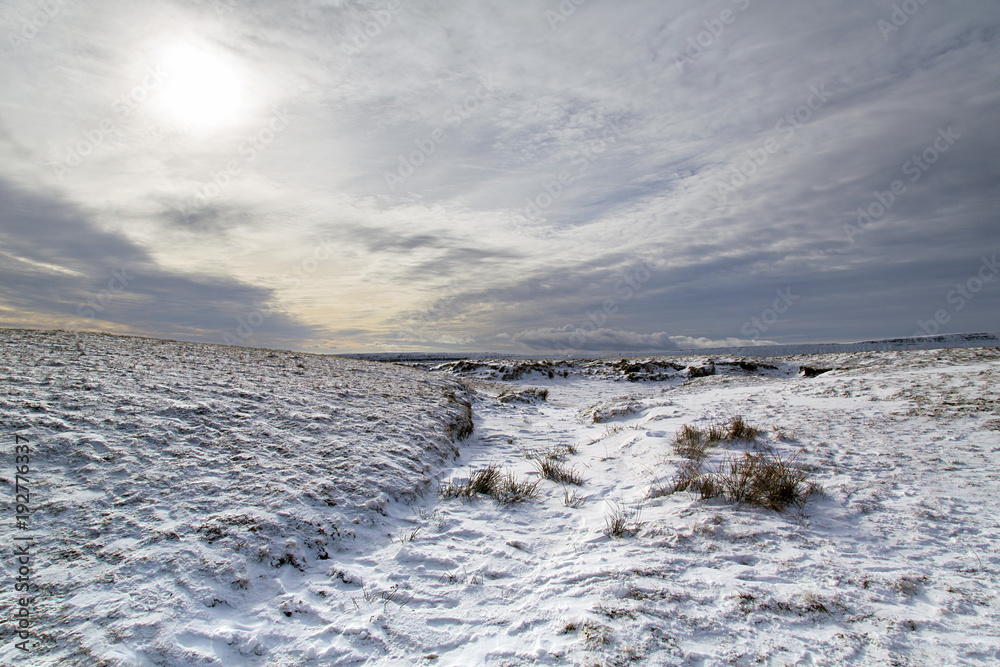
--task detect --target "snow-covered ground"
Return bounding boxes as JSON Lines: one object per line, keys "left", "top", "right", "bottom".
{"left": 2, "top": 330, "right": 999, "bottom": 665}
{"left": 0, "top": 329, "right": 473, "bottom": 665}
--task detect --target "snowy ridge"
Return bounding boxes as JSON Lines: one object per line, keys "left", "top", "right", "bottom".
{"left": 410, "top": 357, "right": 797, "bottom": 384}
{"left": 0, "top": 329, "right": 472, "bottom": 665}
{"left": 346, "top": 332, "right": 1000, "bottom": 362}
{"left": 665, "top": 331, "right": 1000, "bottom": 358}
{"left": 2, "top": 330, "right": 999, "bottom": 665}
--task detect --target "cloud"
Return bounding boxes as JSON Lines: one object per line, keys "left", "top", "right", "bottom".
{"left": 511, "top": 327, "right": 679, "bottom": 353}
{"left": 1, "top": 0, "right": 998, "bottom": 352}
{"left": 0, "top": 178, "right": 325, "bottom": 349}
{"left": 509, "top": 327, "right": 771, "bottom": 354}
{"left": 669, "top": 335, "right": 773, "bottom": 350}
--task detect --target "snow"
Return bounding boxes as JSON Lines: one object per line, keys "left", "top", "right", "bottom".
{"left": 0, "top": 330, "right": 472, "bottom": 664}
{"left": 2, "top": 329, "right": 999, "bottom": 665}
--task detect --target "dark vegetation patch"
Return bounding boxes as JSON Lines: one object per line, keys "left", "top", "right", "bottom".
{"left": 653, "top": 416, "right": 821, "bottom": 512}
{"left": 799, "top": 366, "right": 834, "bottom": 378}
{"left": 440, "top": 464, "right": 540, "bottom": 505}
{"left": 497, "top": 387, "right": 549, "bottom": 404}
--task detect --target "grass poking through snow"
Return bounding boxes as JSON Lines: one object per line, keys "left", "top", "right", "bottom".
{"left": 562, "top": 487, "right": 585, "bottom": 508}
{"left": 533, "top": 456, "right": 585, "bottom": 486}
{"left": 655, "top": 416, "right": 820, "bottom": 511}
{"left": 672, "top": 416, "right": 761, "bottom": 456}
{"left": 706, "top": 451, "right": 817, "bottom": 511}
{"left": 603, "top": 500, "right": 644, "bottom": 538}
{"left": 441, "top": 463, "right": 539, "bottom": 505}
{"left": 493, "top": 470, "right": 542, "bottom": 505}
{"left": 727, "top": 414, "right": 761, "bottom": 441}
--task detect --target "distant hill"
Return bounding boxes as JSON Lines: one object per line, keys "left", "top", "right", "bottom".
{"left": 344, "top": 332, "right": 1000, "bottom": 362}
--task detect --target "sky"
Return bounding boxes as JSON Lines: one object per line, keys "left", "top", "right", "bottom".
{"left": 1, "top": 0, "right": 998, "bottom": 354}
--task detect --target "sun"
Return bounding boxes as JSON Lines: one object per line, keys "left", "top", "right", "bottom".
{"left": 154, "top": 43, "right": 245, "bottom": 130}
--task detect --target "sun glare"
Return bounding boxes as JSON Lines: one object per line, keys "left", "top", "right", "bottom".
{"left": 155, "top": 43, "right": 244, "bottom": 130}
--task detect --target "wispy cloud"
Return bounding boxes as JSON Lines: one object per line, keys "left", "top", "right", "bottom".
{"left": 0, "top": 179, "right": 324, "bottom": 348}
{"left": 1, "top": 0, "right": 998, "bottom": 352}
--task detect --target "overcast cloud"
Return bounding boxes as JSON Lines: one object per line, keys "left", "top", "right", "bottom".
{"left": 1, "top": 0, "right": 998, "bottom": 353}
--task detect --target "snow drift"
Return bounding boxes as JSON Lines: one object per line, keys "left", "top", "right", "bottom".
{"left": 0, "top": 329, "right": 472, "bottom": 664}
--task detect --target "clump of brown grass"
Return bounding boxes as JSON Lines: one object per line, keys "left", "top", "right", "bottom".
{"left": 726, "top": 414, "right": 760, "bottom": 440}
{"left": 493, "top": 471, "right": 541, "bottom": 505}
{"left": 711, "top": 451, "right": 811, "bottom": 510}
{"left": 533, "top": 456, "right": 585, "bottom": 486}
{"left": 441, "top": 464, "right": 539, "bottom": 504}
{"left": 672, "top": 423, "right": 709, "bottom": 460}
{"left": 670, "top": 415, "right": 761, "bottom": 460}
{"left": 562, "top": 487, "right": 585, "bottom": 508}
{"left": 658, "top": 417, "right": 819, "bottom": 511}
{"left": 603, "top": 501, "right": 644, "bottom": 538}
{"left": 682, "top": 451, "right": 818, "bottom": 511}
{"left": 498, "top": 386, "right": 549, "bottom": 403}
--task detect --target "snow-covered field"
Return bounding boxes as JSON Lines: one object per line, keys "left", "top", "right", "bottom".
{"left": 2, "top": 329, "right": 999, "bottom": 666}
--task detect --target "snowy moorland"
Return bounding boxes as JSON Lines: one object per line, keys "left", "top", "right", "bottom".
{"left": 1, "top": 329, "right": 999, "bottom": 666}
